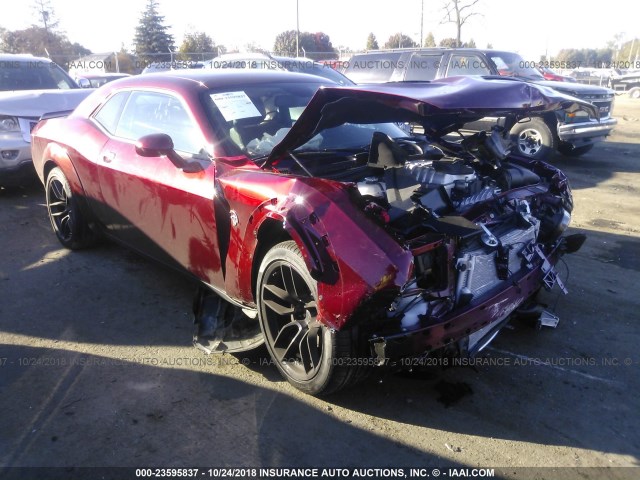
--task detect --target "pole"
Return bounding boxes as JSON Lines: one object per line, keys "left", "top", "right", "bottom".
{"left": 296, "top": 0, "right": 300, "bottom": 57}
{"left": 420, "top": 0, "right": 424, "bottom": 47}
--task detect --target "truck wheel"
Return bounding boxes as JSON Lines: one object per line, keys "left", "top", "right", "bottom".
{"left": 510, "top": 118, "right": 556, "bottom": 159}
{"left": 629, "top": 88, "right": 640, "bottom": 99}
{"left": 558, "top": 144, "right": 594, "bottom": 157}
{"left": 45, "top": 167, "right": 96, "bottom": 249}
{"left": 257, "top": 241, "right": 362, "bottom": 396}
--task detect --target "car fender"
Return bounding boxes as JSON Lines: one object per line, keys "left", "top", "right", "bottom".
{"left": 249, "top": 179, "right": 413, "bottom": 330}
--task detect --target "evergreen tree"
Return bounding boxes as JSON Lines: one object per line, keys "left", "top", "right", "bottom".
{"left": 366, "top": 33, "right": 379, "bottom": 50}
{"left": 133, "top": 0, "right": 175, "bottom": 64}
{"left": 424, "top": 32, "right": 436, "bottom": 47}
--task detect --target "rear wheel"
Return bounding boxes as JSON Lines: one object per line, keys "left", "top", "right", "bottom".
{"left": 510, "top": 118, "right": 556, "bottom": 159}
{"left": 257, "top": 241, "right": 361, "bottom": 395}
{"left": 45, "top": 167, "right": 95, "bottom": 249}
{"left": 629, "top": 87, "right": 640, "bottom": 99}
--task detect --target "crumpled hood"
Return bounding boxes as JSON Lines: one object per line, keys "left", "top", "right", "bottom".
{"left": 0, "top": 89, "right": 93, "bottom": 118}
{"left": 532, "top": 79, "right": 614, "bottom": 97}
{"left": 268, "top": 76, "right": 598, "bottom": 162}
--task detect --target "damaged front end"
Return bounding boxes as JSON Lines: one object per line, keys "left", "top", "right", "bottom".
{"left": 353, "top": 130, "right": 586, "bottom": 364}
{"left": 261, "top": 77, "right": 592, "bottom": 365}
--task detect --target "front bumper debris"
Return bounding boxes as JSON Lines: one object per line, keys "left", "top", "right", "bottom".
{"left": 370, "top": 241, "right": 567, "bottom": 363}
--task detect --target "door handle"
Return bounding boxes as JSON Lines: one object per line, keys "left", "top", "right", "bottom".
{"left": 103, "top": 151, "right": 115, "bottom": 163}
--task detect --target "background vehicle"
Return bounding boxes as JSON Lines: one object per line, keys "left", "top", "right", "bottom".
{"left": 31, "top": 71, "right": 588, "bottom": 395}
{"left": 537, "top": 66, "right": 577, "bottom": 82}
{"left": 0, "top": 54, "right": 91, "bottom": 187}
{"left": 342, "top": 48, "right": 616, "bottom": 159}
{"left": 608, "top": 71, "right": 640, "bottom": 98}
{"left": 75, "top": 73, "right": 131, "bottom": 88}
{"left": 141, "top": 60, "right": 205, "bottom": 74}
{"left": 205, "top": 52, "right": 354, "bottom": 85}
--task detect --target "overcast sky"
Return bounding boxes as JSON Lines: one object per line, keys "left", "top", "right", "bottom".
{"left": 2, "top": 0, "right": 637, "bottom": 61}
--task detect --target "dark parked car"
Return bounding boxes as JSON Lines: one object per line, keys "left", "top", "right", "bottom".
{"left": 32, "top": 71, "right": 588, "bottom": 395}
{"left": 342, "top": 48, "right": 616, "bottom": 158}
{"left": 608, "top": 71, "right": 640, "bottom": 98}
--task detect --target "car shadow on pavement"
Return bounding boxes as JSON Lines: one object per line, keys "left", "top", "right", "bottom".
{"left": 0, "top": 345, "right": 458, "bottom": 470}
{"left": 550, "top": 140, "right": 640, "bottom": 191}
{"left": 1, "top": 173, "right": 639, "bottom": 467}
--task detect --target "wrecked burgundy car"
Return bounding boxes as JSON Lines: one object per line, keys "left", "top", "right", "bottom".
{"left": 31, "top": 71, "right": 590, "bottom": 395}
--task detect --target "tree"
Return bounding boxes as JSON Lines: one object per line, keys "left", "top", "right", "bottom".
{"left": 273, "top": 30, "right": 336, "bottom": 60}
{"left": 32, "top": 0, "right": 59, "bottom": 34}
{"left": 439, "top": 37, "right": 458, "bottom": 48}
{"left": 133, "top": 0, "right": 175, "bottom": 64}
{"left": 424, "top": 32, "right": 436, "bottom": 47}
{"left": 383, "top": 33, "right": 418, "bottom": 49}
{"left": 466, "top": 38, "right": 476, "bottom": 48}
{"left": 486, "top": 42, "right": 493, "bottom": 49}
{"left": 0, "top": 27, "right": 91, "bottom": 66}
{"left": 555, "top": 48, "right": 613, "bottom": 67}
{"left": 114, "top": 45, "right": 137, "bottom": 74}
{"left": 366, "top": 33, "right": 379, "bottom": 50}
{"left": 178, "top": 31, "right": 216, "bottom": 61}
{"left": 618, "top": 38, "right": 639, "bottom": 62}
{"left": 441, "top": 0, "right": 481, "bottom": 48}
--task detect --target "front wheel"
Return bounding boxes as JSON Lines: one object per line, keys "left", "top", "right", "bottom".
{"left": 257, "top": 241, "right": 362, "bottom": 395}
{"left": 45, "top": 167, "right": 96, "bottom": 249}
{"left": 510, "top": 117, "right": 557, "bottom": 159}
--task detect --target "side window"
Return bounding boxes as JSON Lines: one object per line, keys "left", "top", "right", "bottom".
{"left": 446, "top": 55, "right": 491, "bottom": 77}
{"left": 404, "top": 54, "right": 442, "bottom": 81}
{"left": 93, "top": 91, "right": 130, "bottom": 134}
{"left": 115, "top": 91, "right": 204, "bottom": 154}
{"left": 344, "top": 53, "right": 401, "bottom": 83}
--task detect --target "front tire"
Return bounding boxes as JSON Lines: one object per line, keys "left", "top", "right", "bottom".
{"left": 257, "top": 241, "right": 360, "bottom": 395}
{"left": 45, "top": 167, "right": 95, "bottom": 249}
{"left": 510, "top": 117, "right": 557, "bottom": 159}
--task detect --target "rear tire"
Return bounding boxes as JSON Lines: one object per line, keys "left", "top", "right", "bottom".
{"left": 45, "top": 167, "right": 96, "bottom": 249}
{"left": 510, "top": 117, "right": 557, "bottom": 159}
{"left": 257, "top": 241, "right": 363, "bottom": 395}
{"left": 629, "top": 87, "right": 640, "bottom": 99}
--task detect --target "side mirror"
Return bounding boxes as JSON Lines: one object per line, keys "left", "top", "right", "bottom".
{"left": 135, "top": 133, "right": 175, "bottom": 157}
{"left": 77, "top": 78, "right": 91, "bottom": 88}
{"left": 135, "top": 133, "right": 204, "bottom": 173}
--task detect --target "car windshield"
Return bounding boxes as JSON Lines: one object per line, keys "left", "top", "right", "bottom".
{"left": 203, "top": 81, "right": 406, "bottom": 159}
{"left": 488, "top": 52, "right": 545, "bottom": 81}
{"left": 0, "top": 60, "right": 77, "bottom": 90}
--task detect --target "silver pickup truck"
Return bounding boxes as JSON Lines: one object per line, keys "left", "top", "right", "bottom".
{"left": 342, "top": 48, "right": 617, "bottom": 159}
{"left": 0, "top": 54, "right": 92, "bottom": 187}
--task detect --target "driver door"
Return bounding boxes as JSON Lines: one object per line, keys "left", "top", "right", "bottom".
{"left": 95, "top": 89, "right": 224, "bottom": 286}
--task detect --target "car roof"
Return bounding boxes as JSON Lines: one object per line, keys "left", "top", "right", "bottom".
{"left": 73, "top": 69, "right": 336, "bottom": 116}
{"left": 0, "top": 53, "right": 53, "bottom": 63}
{"left": 109, "top": 69, "right": 333, "bottom": 90}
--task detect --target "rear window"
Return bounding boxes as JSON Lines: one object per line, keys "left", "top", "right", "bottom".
{"left": 445, "top": 54, "right": 492, "bottom": 77}
{"left": 404, "top": 54, "right": 442, "bottom": 81}
{"left": 342, "top": 53, "right": 403, "bottom": 83}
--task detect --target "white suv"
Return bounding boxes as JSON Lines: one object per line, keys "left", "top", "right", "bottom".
{"left": 0, "top": 54, "right": 92, "bottom": 187}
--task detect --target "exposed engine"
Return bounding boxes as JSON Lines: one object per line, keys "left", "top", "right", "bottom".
{"left": 353, "top": 130, "right": 575, "bottom": 356}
